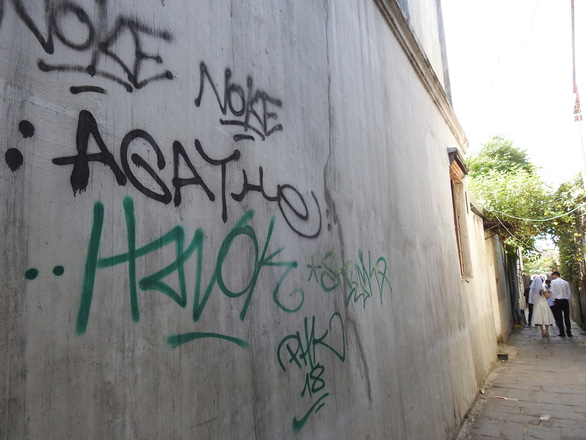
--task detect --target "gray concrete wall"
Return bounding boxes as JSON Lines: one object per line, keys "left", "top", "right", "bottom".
{"left": 0, "top": 1, "right": 506, "bottom": 438}
{"left": 484, "top": 233, "right": 515, "bottom": 343}
{"left": 570, "top": 281, "right": 585, "bottom": 329}
{"left": 401, "top": 0, "right": 447, "bottom": 87}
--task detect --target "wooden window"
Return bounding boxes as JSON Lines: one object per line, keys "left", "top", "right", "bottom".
{"left": 451, "top": 181, "right": 465, "bottom": 278}
{"left": 448, "top": 147, "right": 470, "bottom": 279}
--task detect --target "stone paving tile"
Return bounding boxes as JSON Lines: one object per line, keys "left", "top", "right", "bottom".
{"left": 534, "top": 392, "right": 563, "bottom": 405}
{"left": 575, "top": 419, "right": 586, "bottom": 429}
{"left": 546, "top": 419, "right": 577, "bottom": 430}
{"left": 560, "top": 424, "right": 586, "bottom": 438}
{"left": 501, "top": 421, "right": 524, "bottom": 440}
{"left": 485, "top": 399, "right": 525, "bottom": 412}
{"left": 466, "top": 434, "right": 500, "bottom": 440}
{"left": 525, "top": 425, "right": 562, "bottom": 439}
{"left": 501, "top": 389, "right": 537, "bottom": 402}
{"left": 521, "top": 405, "right": 586, "bottom": 422}
{"left": 533, "top": 363, "right": 561, "bottom": 373}
{"left": 457, "top": 320, "right": 586, "bottom": 440}
{"left": 469, "top": 418, "right": 502, "bottom": 437}
{"left": 542, "top": 386, "right": 586, "bottom": 395}
{"left": 483, "top": 409, "right": 540, "bottom": 425}
{"left": 561, "top": 393, "right": 586, "bottom": 406}
{"left": 491, "top": 382, "right": 541, "bottom": 392}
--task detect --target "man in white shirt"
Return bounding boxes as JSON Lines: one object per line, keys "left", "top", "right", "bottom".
{"left": 550, "top": 271, "right": 572, "bottom": 337}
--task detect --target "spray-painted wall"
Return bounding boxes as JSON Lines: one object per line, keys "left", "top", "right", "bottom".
{"left": 0, "top": 1, "right": 507, "bottom": 438}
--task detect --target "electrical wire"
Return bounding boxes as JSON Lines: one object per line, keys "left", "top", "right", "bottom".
{"left": 494, "top": 212, "right": 536, "bottom": 250}
{"left": 521, "top": 0, "right": 541, "bottom": 57}
{"left": 489, "top": 0, "right": 540, "bottom": 88}
{"left": 487, "top": 201, "right": 586, "bottom": 222}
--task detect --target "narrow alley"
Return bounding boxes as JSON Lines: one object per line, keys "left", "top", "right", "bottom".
{"left": 457, "top": 322, "right": 586, "bottom": 440}
{"left": 1, "top": 2, "right": 582, "bottom": 438}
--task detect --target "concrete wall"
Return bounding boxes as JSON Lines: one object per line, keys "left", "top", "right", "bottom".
{"left": 0, "top": 1, "right": 507, "bottom": 438}
{"left": 401, "top": 0, "right": 447, "bottom": 87}
{"left": 484, "top": 232, "right": 515, "bottom": 343}
{"left": 570, "top": 281, "right": 586, "bottom": 329}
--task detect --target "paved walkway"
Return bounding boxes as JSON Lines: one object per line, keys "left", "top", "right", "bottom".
{"left": 456, "top": 321, "right": 586, "bottom": 440}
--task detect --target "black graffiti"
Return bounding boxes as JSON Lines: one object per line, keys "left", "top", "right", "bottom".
{"left": 121, "top": 130, "right": 172, "bottom": 204}
{"left": 194, "top": 62, "right": 283, "bottom": 142}
{"left": 4, "top": 120, "right": 35, "bottom": 172}
{"left": 232, "top": 169, "right": 322, "bottom": 239}
{"left": 70, "top": 85, "right": 105, "bottom": 94}
{"left": 19, "top": 120, "right": 35, "bottom": 137}
{"left": 52, "top": 110, "right": 321, "bottom": 238}
{"left": 3, "top": 0, "right": 173, "bottom": 92}
{"left": 52, "top": 110, "right": 127, "bottom": 193}
{"left": 181, "top": 139, "right": 241, "bottom": 223}
{"left": 5, "top": 149, "right": 23, "bottom": 172}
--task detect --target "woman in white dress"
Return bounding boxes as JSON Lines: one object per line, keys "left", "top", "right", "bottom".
{"left": 528, "top": 276, "right": 544, "bottom": 325}
{"left": 532, "top": 282, "right": 556, "bottom": 337}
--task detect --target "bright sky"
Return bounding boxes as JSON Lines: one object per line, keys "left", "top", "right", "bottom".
{"left": 442, "top": 0, "right": 586, "bottom": 187}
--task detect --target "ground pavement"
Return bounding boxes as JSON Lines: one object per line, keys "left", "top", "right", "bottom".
{"left": 456, "top": 320, "right": 586, "bottom": 440}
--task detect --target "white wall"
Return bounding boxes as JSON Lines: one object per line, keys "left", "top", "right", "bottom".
{"left": 0, "top": 1, "right": 506, "bottom": 438}
{"left": 402, "top": 0, "right": 447, "bottom": 87}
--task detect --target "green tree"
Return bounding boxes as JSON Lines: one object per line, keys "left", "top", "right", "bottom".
{"left": 546, "top": 175, "right": 585, "bottom": 282}
{"left": 523, "top": 251, "right": 555, "bottom": 275}
{"left": 467, "top": 136, "right": 552, "bottom": 256}
{"left": 468, "top": 135, "right": 534, "bottom": 176}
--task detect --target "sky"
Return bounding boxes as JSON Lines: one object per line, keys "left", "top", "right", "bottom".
{"left": 442, "top": 0, "right": 586, "bottom": 187}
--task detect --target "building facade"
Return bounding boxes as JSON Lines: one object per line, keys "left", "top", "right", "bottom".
{"left": 0, "top": 1, "right": 515, "bottom": 438}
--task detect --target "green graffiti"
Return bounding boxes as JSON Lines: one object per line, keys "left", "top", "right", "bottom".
{"left": 320, "top": 249, "right": 339, "bottom": 292}
{"left": 301, "top": 363, "right": 325, "bottom": 397}
{"left": 25, "top": 268, "right": 39, "bottom": 280}
{"left": 99, "top": 201, "right": 197, "bottom": 309}
{"left": 77, "top": 199, "right": 195, "bottom": 333}
{"left": 187, "top": 210, "right": 303, "bottom": 322}
{"left": 352, "top": 249, "right": 391, "bottom": 306}
{"left": 292, "top": 393, "right": 329, "bottom": 433}
{"left": 166, "top": 332, "right": 249, "bottom": 348}
{"left": 53, "top": 265, "right": 65, "bottom": 276}
{"left": 278, "top": 312, "right": 345, "bottom": 432}
{"left": 124, "top": 197, "right": 139, "bottom": 321}
{"left": 308, "top": 249, "right": 392, "bottom": 308}
{"left": 76, "top": 201, "right": 104, "bottom": 334}
{"left": 277, "top": 312, "right": 345, "bottom": 372}
{"left": 76, "top": 197, "right": 303, "bottom": 345}
{"left": 306, "top": 255, "right": 321, "bottom": 282}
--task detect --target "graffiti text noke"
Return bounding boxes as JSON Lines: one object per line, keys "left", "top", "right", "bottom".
{"left": 3, "top": 0, "right": 173, "bottom": 92}
{"left": 194, "top": 62, "right": 283, "bottom": 142}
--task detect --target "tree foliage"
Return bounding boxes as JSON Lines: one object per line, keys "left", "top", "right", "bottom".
{"left": 523, "top": 251, "right": 555, "bottom": 275}
{"left": 467, "top": 136, "right": 551, "bottom": 256}
{"left": 468, "top": 135, "right": 534, "bottom": 176}
{"left": 467, "top": 135, "right": 586, "bottom": 281}
{"left": 546, "top": 175, "right": 585, "bottom": 282}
